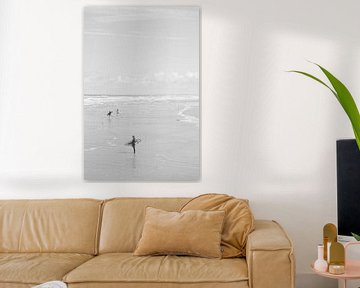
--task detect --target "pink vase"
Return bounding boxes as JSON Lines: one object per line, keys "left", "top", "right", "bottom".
{"left": 314, "top": 244, "right": 328, "bottom": 272}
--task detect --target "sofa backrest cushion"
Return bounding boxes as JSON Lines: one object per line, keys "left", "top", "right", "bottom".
{"left": 99, "top": 198, "right": 189, "bottom": 253}
{"left": 181, "top": 194, "right": 254, "bottom": 258}
{"left": 0, "top": 199, "right": 102, "bottom": 254}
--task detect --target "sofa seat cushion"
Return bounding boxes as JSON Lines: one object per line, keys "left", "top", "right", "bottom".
{"left": 64, "top": 253, "right": 248, "bottom": 284}
{"left": 67, "top": 283, "right": 249, "bottom": 288}
{"left": 0, "top": 253, "right": 93, "bottom": 285}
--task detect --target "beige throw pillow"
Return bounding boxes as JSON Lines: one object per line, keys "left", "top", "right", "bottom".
{"left": 181, "top": 193, "right": 255, "bottom": 258}
{"left": 134, "top": 207, "right": 225, "bottom": 258}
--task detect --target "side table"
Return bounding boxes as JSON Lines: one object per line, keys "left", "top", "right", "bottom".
{"left": 311, "top": 242, "right": 360, "bottom": 288}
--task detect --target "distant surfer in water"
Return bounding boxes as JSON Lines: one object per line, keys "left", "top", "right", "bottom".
{"left": 130, "top": 136, "right": 136, "bottom": 154}
{"left": 125, "top": 136, "right": 141, "bottom": 154}
{"left": 116, "top": 108, "right": 119, "bottom": 115}
{"left": 107, "top": 111, "right": 113, "bottom": 117}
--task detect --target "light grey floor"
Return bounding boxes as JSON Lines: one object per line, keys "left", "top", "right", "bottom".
{"left": 296, "top": 274, "right": 337, "bottom": 288}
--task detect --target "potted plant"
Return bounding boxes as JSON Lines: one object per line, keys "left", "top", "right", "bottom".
{"left": 290, "top": 63, "right": 360, "bottom": 241}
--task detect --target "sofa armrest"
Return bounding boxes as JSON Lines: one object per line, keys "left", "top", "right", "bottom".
{"left": 246, "top": 220, "right": 295, "bottom": 288}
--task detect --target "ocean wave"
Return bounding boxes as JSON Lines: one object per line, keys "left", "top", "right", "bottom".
{"left": 84, "top": 147, "right": 99, "bottom": 152}
{"left": 177, "top": 104, "right": 199, "bottom": 127}
{"left": 84, "top": 94, "right": 199, "bottom": 106}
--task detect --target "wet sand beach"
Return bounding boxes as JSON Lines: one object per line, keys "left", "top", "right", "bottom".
{"left": 84, "top": 95, "right": 199, "bottom": 181}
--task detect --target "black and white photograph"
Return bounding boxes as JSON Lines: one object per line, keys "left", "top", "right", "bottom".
{"left": 84, "top": 6, "right": 200, "bottom": 181}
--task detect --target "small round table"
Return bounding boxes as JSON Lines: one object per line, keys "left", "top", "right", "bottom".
{"left": 311, "top": 242, "right": 360, "bottom": 288}
{"left": 312, "top": 261, "right": 360, "bottom": 288}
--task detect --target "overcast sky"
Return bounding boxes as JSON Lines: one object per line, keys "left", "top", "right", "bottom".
{"left": 84, "top": 6, "right": 199, "bottom": 96}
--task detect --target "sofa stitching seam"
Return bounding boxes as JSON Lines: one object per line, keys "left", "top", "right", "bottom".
{"left": 94, "top": 201, "right": 104, "bottom": 255}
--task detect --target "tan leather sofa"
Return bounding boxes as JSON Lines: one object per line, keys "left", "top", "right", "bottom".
{"left": 0, "top": 198, "right": 295, "bottom": 288}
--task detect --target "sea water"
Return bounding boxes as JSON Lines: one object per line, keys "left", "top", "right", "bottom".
{"left": 84, "top": 95, "right": 199, "bottom": 181}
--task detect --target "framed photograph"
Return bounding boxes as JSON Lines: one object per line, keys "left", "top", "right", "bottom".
{"left": 84, "top": 6, "right": 200, "bottom": 181}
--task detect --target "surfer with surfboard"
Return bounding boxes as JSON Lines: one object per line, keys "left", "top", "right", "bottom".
{"left": 125, "top": 136, "right": 141, "bottom": 154}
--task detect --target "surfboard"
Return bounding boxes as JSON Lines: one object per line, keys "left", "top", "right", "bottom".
{"left": 125, "top": 139, "right": 141, "bottom": 146}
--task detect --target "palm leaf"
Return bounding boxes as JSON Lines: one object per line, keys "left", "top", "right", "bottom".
{"left": 289, "top": 64, "right": 360, "bottom": 150}
{"left": 316, "top": 64, "right": 360, "bottom": 147}
{"left": 288, "top": 70, "right": 337, "bottom": 99}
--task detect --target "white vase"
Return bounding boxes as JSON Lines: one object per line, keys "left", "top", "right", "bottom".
{"left": 314, "top": 244, "right": 328, "bottom": 272}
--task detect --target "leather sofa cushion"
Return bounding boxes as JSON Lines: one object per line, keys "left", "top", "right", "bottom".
{"left": 0, "top": 253, "right": 93, "bottom": 285}
{"left": 99, "top": 198, "right": 190, "bottom": 253}
{"left": 0, "top": 199, "right": 102, "bottom": 254}
{"left": 0, "top": 284, "right": 33, "bottom": 288}
{"left": 134, "top": 207, "right": 225, "bottom": 258}
{"left": 67, "top": 282, "right": 249, "bottom": 288}
{"left": 63, "top": 253, "right": 248, "bottom": 284}
{"left": 181, "top": 194, "right": 254, "bottom": 258}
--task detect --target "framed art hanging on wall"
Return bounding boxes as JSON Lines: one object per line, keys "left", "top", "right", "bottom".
{"left": 83, "top": 6, "right": 200, "bottom": 181}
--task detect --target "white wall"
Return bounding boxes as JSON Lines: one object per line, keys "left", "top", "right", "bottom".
{"left": 1, "top": 0, "right": 360, "bottom": 287}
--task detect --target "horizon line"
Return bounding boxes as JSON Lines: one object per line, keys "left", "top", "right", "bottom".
{"left": 84, "top": 93, "right": 199, "bottom": 97}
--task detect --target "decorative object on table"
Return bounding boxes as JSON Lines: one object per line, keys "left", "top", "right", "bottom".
{"left": 32, "top": 281, "right": 67, "bottom": 288}
{"left": 318, "top": 223, "right": 345, "bottom": 275}
{"left": 289, "top": 62, "right": 360, "bottom": 150}
{"left": 314, "top": 244, "right": 328, "bottom": 272}
{"left": 312, "top": 239, "right": 360, "bottom": 288}
{"left": 328, "top": 264, "right": 345, "bottom": 275}
{"left": 83, "top": 6, "right": 200, "bottom": 181}
{"left": 329, "top": 242, "right": 345, "bottom": 275}
{"left": 323, "top": 223, "right": 337, "bottom": 262}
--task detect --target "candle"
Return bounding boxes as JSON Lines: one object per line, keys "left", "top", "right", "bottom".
{"left": 328, "top": 264, "right": 345, "bottom": 275}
